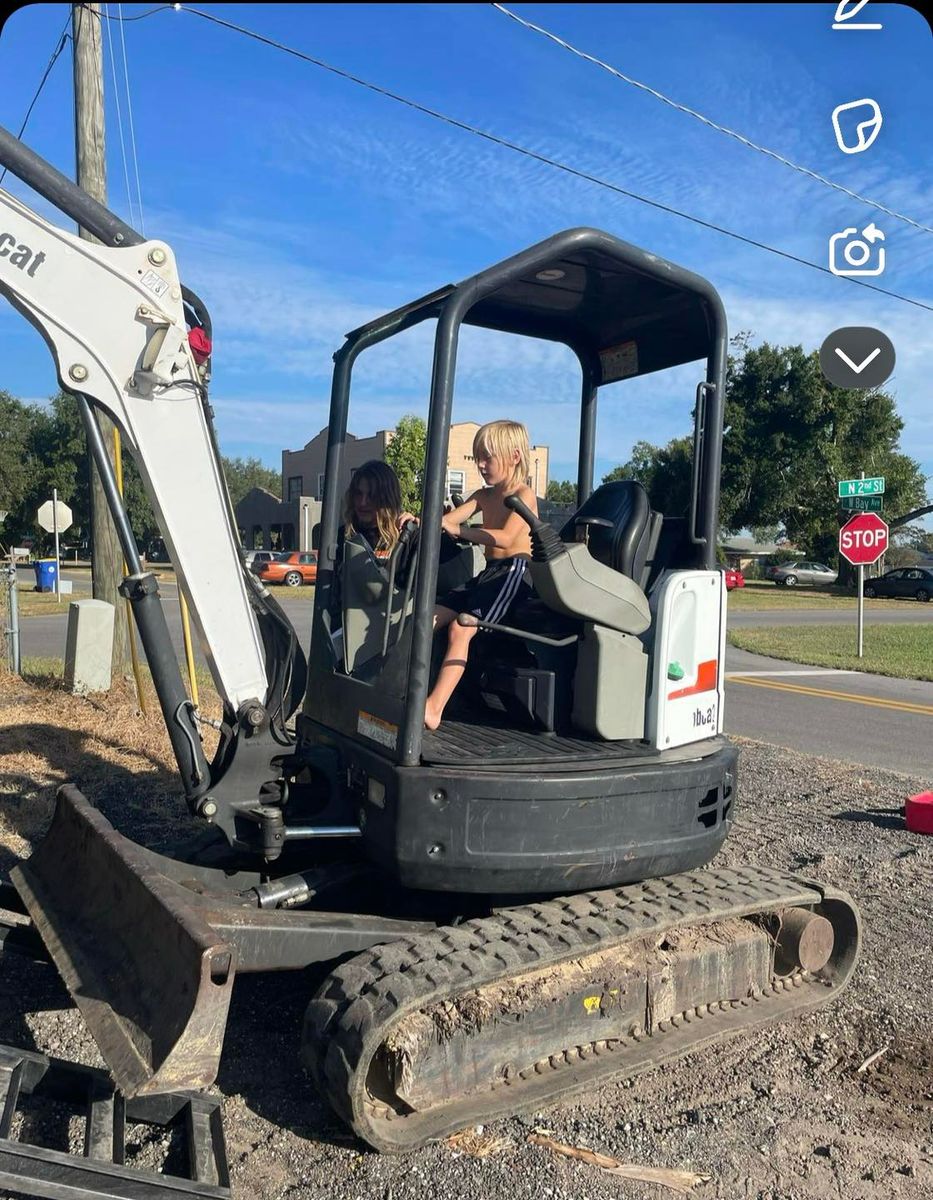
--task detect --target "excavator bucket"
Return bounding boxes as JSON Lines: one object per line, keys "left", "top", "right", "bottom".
{"left": 11, "top": 785, "right": 236, "bottom": 1097}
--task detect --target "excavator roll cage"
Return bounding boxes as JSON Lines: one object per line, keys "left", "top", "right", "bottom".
{"left": 306, "top": 227, "right": 729, "bottom": 768}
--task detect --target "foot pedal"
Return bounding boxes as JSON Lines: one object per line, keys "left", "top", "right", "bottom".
{"left": 0, "top": 1044, "right": 230, "bottom": 1199}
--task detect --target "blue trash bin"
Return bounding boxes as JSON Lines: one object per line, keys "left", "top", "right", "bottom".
{"left": 34, "top": 558, "right": 58, "bottom": 592}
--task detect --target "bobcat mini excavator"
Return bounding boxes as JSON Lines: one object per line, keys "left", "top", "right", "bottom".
{"left": 0, "top": 125, "right": 860, "bottom": 1166}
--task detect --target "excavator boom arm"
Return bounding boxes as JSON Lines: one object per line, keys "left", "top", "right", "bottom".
{"left": 0, "top": 127, "right": 269, "bottom": 714}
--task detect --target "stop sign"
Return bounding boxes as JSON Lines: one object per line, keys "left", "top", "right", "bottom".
{"left": 36, "top": 498, "right": 73, "bottom": 534}
{"left": 839, "top": 512, "right": 888, "bottom": 565}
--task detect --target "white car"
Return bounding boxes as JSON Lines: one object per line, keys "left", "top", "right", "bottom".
{"left": 244, "top": 550, "right": 278, "bottom": 572}
{"left": 768, "top": 561, "right": 838, "bottom": 587}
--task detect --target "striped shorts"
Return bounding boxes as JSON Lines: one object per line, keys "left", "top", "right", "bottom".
{"left": 439, "top": 556, "right": 533, "bottom": 626}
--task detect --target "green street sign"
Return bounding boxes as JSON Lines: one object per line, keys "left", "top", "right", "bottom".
{"left": 840, "top": 495, "right": 884, "bottom": 513}
{"left": 838, "top": 476, "right": 885, "bottom": 497}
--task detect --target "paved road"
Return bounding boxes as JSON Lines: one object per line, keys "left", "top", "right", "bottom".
{"left": 723, "top": 644, "right": 933, "bottom": 778}
{"left": 13, "top": 588, "right": 932, "bottom": 780}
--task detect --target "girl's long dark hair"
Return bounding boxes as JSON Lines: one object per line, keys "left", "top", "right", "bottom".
{"left": 343, "top": 460, "right": 403, "bottom": 552}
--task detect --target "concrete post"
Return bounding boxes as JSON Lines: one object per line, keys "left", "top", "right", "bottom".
{"left": 64, "top": 598, "right": 116, "bottom": 693}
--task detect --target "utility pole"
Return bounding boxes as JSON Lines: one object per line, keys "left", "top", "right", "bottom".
{"left": 72, "top": 1, "right": 129, "bottom": 672}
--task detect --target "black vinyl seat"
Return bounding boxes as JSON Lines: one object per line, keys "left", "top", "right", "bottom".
{"left": 559, "top": 480, "right": 661, "bottom": 588}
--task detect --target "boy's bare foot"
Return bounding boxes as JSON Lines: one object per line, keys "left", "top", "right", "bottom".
{"left": 424, "top": 702, "right": 442, "bottom": 731}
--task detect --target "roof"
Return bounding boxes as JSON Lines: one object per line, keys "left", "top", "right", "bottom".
{"left": 345, "top": 228, "right": 723, "bottom": 383}
{"left": 721, "top": 537, "right": 785, "bottom": 555}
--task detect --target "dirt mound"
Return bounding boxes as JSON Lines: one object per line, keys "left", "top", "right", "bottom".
{"left": 2, "top": 672, "right": 931, "bottom": 1199}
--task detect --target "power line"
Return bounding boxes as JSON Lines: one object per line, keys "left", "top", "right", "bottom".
{"left": 170, "top": 5, "right": 932, "bottom": 315}
{"left": 83, "top": 2, "right": 173, "bottom": 22}
{"left": 117, "top": 2, "right": 146, "bottom": 234}
{"left": 104, "top": 3, "right": 137, "bottom": 226}
{"left": 0, "top": 14, "right": 71, "bottom": 186}
{"left": 492, "top": 2, "right": 933, "bottom": 238}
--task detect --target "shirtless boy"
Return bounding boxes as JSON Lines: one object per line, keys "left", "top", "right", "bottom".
{"left": 424, "top": 419, "right": 538, "bottom": 730}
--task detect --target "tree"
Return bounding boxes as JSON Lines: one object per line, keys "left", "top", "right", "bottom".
{"left": 384, "top": 414, "right": 427, "bottom": 513}
{"left": 546, "top": 479, "right": 576, "bottom": 503}
{"left": 721, "top": 341, "right": 926, "bottom": 565}
{"left": 595, "top": 337, "right": 927, "bottom": 574}
{"left": 602, "top": 437, "right": 693, "bottom": 514}
{"left": 0, "top": 391, "right": 35, "bottom": 521}
{"left": 3, "top": 392, "right": 88, "bottom": 552}
{"left": 221, "top": 456, "right": 281, "bottom": 509}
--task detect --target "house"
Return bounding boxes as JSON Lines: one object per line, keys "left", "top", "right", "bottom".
{"left": 235, "top": 487, "right": 321, "bottom": 554}
{"left": 720, "top": 535, "right": 795, "bottom": 573}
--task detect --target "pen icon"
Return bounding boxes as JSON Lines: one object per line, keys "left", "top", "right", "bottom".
{"left": 833, "top": 1, "right": 882, "bottom": 30}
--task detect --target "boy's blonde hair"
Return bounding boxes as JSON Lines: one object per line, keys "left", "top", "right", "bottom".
{"left": 473, "top": 420, "right": 530, "bottom": 492}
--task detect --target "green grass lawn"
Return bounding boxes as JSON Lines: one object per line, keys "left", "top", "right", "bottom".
{"left": 11, "top": 586, "right": 83, "bottom": 617}
{"left": 728, "top": 622, "right": 933, "bottom": 682}
{"left": 727, "top": 580, "right": 904, "bottom": 611}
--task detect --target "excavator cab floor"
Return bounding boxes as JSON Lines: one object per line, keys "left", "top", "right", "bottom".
{"left": 421, "top": 716, "right": 661, "bottom": 767}
{"left": 0, "top": 1044, "right": 230, "bottom": 1200}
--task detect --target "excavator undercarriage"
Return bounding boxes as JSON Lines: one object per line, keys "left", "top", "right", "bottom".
{"left": 6, "top": 786, "right": 860, "bottom": 1158}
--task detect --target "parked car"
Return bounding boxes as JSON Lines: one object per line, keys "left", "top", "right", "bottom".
{"left": 245, "top": 549, "right": 278, "bottom": 572}
{"left": 863, "top": 567, "right": 932, "bottom": 602}
{"left": 724, "top": 567, "right": 745, "bottom": 590}
{"left": 254, "top": 551, "right": 318, "bottom": 587}
{"left": 767, "top": 561, "right": 838, "bottom": 587}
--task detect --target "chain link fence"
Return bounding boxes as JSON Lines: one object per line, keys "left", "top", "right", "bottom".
{"left": 3, "top": 558, "right": 22, "bottom": 674}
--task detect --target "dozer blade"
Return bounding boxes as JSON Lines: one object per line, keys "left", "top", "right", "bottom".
{"left": 11, "top": 785, "right": 236, "bottom": 1098}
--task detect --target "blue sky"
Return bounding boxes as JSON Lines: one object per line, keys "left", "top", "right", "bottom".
{"left": 1, "top": 2, "right": 931, "bottom": 519}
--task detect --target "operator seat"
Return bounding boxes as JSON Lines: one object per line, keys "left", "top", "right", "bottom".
{"left": 471, "top": 496, "right": 653, "bottom": 741}
{"left": 559, "top": 480, "right": 662, "bottom": 589}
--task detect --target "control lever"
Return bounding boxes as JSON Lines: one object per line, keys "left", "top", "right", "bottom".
{"left": 457, "top": 611, "right": 576, "bottom": 648}
{"left": 504, "top": 494, "right": 566, "bottom": 563}
{"left": 381, "top": 519, "right": 419, "bottom": 657}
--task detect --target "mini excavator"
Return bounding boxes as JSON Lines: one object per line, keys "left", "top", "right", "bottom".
{"left": 0, "top": 124, "right": 859, "bottom": 1171}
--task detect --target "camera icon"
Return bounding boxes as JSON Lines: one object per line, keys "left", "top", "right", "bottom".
{"left": 829, "top": 223, "right": 886, "bottom": 276}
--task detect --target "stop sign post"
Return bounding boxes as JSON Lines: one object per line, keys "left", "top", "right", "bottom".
{"left": 36, "top": 490, "right": 73, "bottom": 602}
{"left": 839, "top": 511, "right": 889, "bottom": 658}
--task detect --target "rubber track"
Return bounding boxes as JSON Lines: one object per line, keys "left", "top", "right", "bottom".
{"left": 301, "top": 865, "right": 859, "bottom": 1152}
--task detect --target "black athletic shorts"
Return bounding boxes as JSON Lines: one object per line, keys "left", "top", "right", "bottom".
{"left": 439, "top": 556, "right": 533, "bottom": 625}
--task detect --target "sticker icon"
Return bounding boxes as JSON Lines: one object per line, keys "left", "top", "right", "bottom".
{"left": 829, "top": 224, "right": 886, "bottom": 277}
{"left": 832, "top": 99, "right": 883, "bottom": 154}
{"left": 832, "top": 1, "right": 882, "bottom": 30}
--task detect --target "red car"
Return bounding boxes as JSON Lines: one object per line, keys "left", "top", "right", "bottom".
{"left": 255, "top": 551, "right": 318, "bottom": 587}
{"left": 724, "top": 567, "right": 745, "bottom": 590}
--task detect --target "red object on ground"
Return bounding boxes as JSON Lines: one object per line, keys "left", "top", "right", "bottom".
{"left": 905, "top": 791, "right": 933, "bottom": 835}
{"left": 188, "top": 327, "right": 212, "bottom": 364}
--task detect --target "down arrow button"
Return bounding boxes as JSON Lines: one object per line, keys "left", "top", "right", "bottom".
{"left": 819, "top": 326, "right": 895, "bottom": 389}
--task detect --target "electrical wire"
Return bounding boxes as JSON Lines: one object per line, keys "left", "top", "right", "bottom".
{"left": 85, "top": 3, "right": 173, "bottom": 23}
{"left": 103, "top": 3, "right": 137, "bottom": 227}
{"left": 492, "top": 3, "right": 933, "bottom": 238}
{"left": 0, "top": 13, "right": 70, "bottom": 186}
{"left": 117, "top": 2, "right": 146, "bottom": 234}
{"left": 172, "top": 5, "right": 933, "bottom": 315}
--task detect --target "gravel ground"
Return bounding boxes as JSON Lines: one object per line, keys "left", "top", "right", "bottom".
{"left": 2, "top": 677, "right": 932, "bottom": 1200}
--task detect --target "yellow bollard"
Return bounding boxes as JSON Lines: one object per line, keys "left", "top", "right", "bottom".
{"left": 179, "top": 591, "right": 199, "bottom": 708}
{"left": 113, "top": 428, "right": 147, "bottom": 714}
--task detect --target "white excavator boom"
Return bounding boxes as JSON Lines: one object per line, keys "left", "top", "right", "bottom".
{"left": 0, "top": 182, "right": 269, "bottom": 711}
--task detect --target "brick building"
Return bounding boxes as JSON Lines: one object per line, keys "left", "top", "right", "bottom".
{"left": 237, "top": 423, "right": 551, "bottom": 552}
{"left": 282, "top": 422, "right": 549, "bottom": 504}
